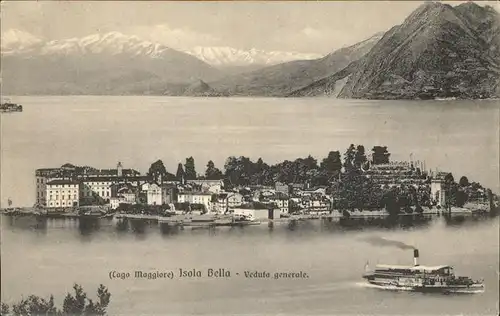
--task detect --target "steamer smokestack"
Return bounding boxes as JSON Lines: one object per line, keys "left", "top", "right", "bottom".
{"left": 414, "top": 249, "right": 420, "bottom": 266}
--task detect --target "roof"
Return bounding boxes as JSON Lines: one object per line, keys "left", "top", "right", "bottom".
{"left": 187, "top": 179, "right": 223, "bottom": 183}
{"left": 375, "top": 264, "right": 451, "bottom": 271}
{"left": 36, "top": 168, "right": 61, "bottom": 176}
{"left": 85, "top": 168, "right": 140, "bottom": 176}
{"left": 47, "top": 179, "right": 80, "bottom": 185}
{"left": 178, "top": 191, "right": 212, "bottom": 196}
{"left": 81, "top": 176, "right": 150, "bottom": 182}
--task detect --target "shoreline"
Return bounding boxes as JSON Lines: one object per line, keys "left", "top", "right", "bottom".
{"left": 2, "top": 95, "right": 500, "bottom": 101}
{"left": 0, "top": 204, "right": 493, "bottom": 225}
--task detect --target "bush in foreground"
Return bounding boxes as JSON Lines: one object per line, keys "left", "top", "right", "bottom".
{"left": 1, "top": 284, "right": 111, "bottom": 316}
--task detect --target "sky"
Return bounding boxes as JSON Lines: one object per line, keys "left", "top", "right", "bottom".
{"left": 1, "top": 1, "right": 499, "bottom": 54}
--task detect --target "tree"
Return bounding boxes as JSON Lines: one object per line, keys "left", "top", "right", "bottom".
{"left": 372, "top": 146, "right": 391, "bottom": 165}
{"left": 455, "top": 190, "right": 468, "bottom": 207}
{"left": 343, "top": 144, "right": 357, "bottom": 172}
{"left": 320, "top": 150, "right": 342, "bottom": 179}
{"left": 147, "top": 159, "right": 167, "bottom": 183}
{"left": 184, "top": 157, "right": 196, "bottom": 180}
{"left": 63, "top": 284, "right": 111, "bottom": 315}
{"left": 382, "top": 188, "right": 400, "bottom": 216}
{"left": 251, "top": 158, "right": 271, "bottom": 185}
{"left": 444, "top": 173, "right": 455, "bottom": 185}
{"left": 337, "top": 168, "right": 366, "bottom": 211}
{"left": 443, "top": 173, "right": 456, "bottom": 209}
{"left": 205, "top": 160, "right": 223, "bottom": 180}
{"left": 354, "top": 145, "right": 367, "bottom": 169}
{"left": 487, "top": 189, "right": 497, "bottom": 215}
{"left": 459, "top": 176, "right": 470, "bottom": 187}
{"left": 176, "top": 163, "right": 186, "bottom": 184}
{"left": 1, "top": 303, "right": 9, "bottom": 315}
{"left": 2, "top": 284, "right": 111, "bottom": 316}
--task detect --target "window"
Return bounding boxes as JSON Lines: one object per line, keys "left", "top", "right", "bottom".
{"left": 50, "top": 195, "right": 53, "bottom": 200}
{"left": 74, "top": 195, "right": 77, "bottom": 199}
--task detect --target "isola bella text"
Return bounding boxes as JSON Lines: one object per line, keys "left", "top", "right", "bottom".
{"left": 108, "top": 269, "right": 309, "bottom": 280}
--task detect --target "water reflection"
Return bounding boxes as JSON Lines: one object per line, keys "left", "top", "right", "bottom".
{"left": 319, "top": 214, "right": 434, "bottom": 232}
{"left": 129, "top": 219, "right": 156, "bottom": 239}
{"left": 1, "top": 213, "right": 498, "bottom": 238}
{"left": 159, "top": 223, "right": 181, "bottom": 236}
{"left": 3, "top": 215, "right": 48, "bottom": 233}
{"left": 443, "top": 213, "right": 497, "bottom": 228}
{"left": 78, "top": 218, "right": 100, "bottom": 236}
{"left": 268, "top": 221, "right": 274, "bottom": 232}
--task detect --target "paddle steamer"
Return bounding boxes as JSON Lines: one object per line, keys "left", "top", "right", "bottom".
{"left": 362, "top": 249, "right": 484, "bottom": 293}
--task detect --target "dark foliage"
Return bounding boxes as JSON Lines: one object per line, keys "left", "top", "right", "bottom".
{"left": 2, "top": 284, "right": 111, "bottom": 316}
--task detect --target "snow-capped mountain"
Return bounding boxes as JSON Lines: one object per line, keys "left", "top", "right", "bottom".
{"left": 2, "top": 31, "right": 182, "bottom": 58}
{"left": 2, "top": 30, "right": 323, "bottom": 67}
{"left": 1, "top": 29, "right": 43, "bottom": 52}
{"left": 183, "top": 46, "right": 322, "bottom": 67}
{"left": 1, "top": 30, "right": 222, "bottom": 95}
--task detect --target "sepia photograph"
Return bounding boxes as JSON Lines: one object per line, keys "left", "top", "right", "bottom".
{"left": 0, "top": 0, "right": 499, "bottom": 315}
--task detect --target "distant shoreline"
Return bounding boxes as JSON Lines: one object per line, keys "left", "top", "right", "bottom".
{"left": 2, "top": 94, "right": 500, "bottom": 101}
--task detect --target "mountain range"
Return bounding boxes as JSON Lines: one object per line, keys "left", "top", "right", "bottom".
{"left": 208, "top": 32, "right": 383, "bottom": 97}
{"left": 290, "top": 2, "right": 500, "bottom": 99}
{"left": 1, "top": 2, "right": 499, "bottom": 99}
{"left": 183, "top": 46, "right": 321, "bottom": 67}
{"left": 1, "top": 31, "right": 222, "bottom": 95}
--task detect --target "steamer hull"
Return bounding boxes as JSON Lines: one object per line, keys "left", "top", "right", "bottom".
{"left": 363, "top": 275, "right": 484, "bottom": 293}
{"left": 362, "top": 249, "right": 484, "bottom": 294}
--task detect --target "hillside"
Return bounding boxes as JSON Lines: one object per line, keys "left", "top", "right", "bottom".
{"left": 181, "top": 80, "right": 226, "bottom": 97}
{"left": 207, "top": 33, "right": 383, "bottom": 97}
{"left": 291, "top": 2, "right": 500, "bottom": 99}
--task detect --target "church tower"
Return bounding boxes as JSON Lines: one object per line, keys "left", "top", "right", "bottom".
{"left": 117, "top": 162, "right": 123, "bottom": 177}
{"left": 431, "top": 178, "right": 446, "bottom": 206}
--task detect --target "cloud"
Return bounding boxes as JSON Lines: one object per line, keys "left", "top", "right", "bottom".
{"left": 125, "top": 24, "right": 221, "bottom": 50}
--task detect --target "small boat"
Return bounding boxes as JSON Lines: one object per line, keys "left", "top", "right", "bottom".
{"left": 0, "top": 99, "right": 23, "bottom": 113}
{"left": 362, "top": 249, "right": 485, "bottom": 294}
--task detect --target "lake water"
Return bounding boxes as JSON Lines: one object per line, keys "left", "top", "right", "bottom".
{"left": 0, "top": 96, "right": 499, "bottom": 208}
{"left": 1, "top": 215, "right": 499, "bottom": 315}
{"left": 0, "top": 96, "right": 499, "bottom": 315}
